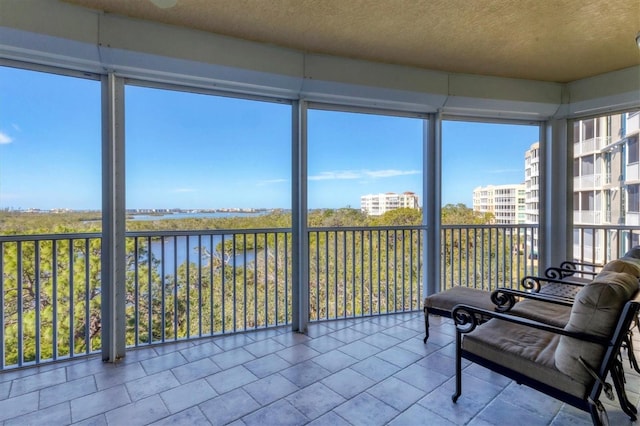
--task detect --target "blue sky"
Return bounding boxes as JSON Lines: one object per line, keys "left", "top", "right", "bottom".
{"left": 0, "top": 66, "right": 538, "bottom": 211}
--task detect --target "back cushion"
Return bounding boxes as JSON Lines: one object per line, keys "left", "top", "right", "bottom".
{"left": 601, "top": 259, "right": 640, "bottom": 278}
{"left": 554, "top": 271, "right": 638, "bottom": 385}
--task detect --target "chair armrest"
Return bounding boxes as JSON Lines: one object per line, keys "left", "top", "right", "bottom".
{"left": 521, "top": 275, "right": 586, "bottom": 293}
{"left": 545, "top": 260, "right": 602, "bottom": 280}
{"left": 451, "top": 303, "right": 609, "bottom": 345}
{"left": 559, "top": 260, "right": 603, "bottom": 270}
{"left": 490, "top": 287, "right": 573, "bottom": 313}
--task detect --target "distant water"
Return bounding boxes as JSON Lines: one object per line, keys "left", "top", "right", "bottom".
{"left": 148, "top": 234, "right": 256, "bottom": 268}
{"left": 129, "top": 211, "right": 268, "bottom": 221}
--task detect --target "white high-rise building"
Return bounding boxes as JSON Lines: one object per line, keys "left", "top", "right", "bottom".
{"left": 360, "top": 192, "right": 420, "bottom": 216}
{"left": 524, "top": 142, "right": 540, "bottom": 256}
{"left": 573, "top": 111, "right": 640, "bottom": 261}
{"left": 472, "top": 184, "right": 526, "bottom": 225}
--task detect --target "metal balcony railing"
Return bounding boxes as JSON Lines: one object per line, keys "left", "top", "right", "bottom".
{"left": 3, "top": 223, "right": 638, "bottom": 370}
{"left": 0, "top": 232, "right": 102, "bottom": 370}
{"left": 440, "top": 224, "right": 540, "bottom": 292}
{"left": 308, "top": 226, "right": 423, "bottom": 321}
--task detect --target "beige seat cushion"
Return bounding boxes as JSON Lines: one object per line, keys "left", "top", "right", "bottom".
{"left": 424, "top": 286, "right": 494, "bottom": 313}
{"left": 554, "top": 270, "right": 639, "bottom": 385}
{"left": 462, "top": 320, "right": 586, "bottom": 398}
{"left": 510, "top": 299, "right": 570, "bottom": 328}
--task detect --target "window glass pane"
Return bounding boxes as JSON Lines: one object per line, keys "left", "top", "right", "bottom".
{"left": 0, "top": 65, "right": 101, "bottom": 365}
{"left": 628, "top": 135, "right": 639, "bottom": 164}
{"left": 572, "top": 110, "right": 640, "bottom": 261}
{"left": 306, "top": 108, "right": 424, "bottom": 319}
{"left": 442, "top": 120, "right": 540, "bottom": 286}
{"left": 0, "top": 66, "right": 101, "bottom": 233}
{"left": 125, "top": 85, "right": 292, "bottom": 339}
{"left": 629, "top": 184, "right": 639, "bottom": 213}
{"left": 125, "top": 86, "right": 291, "bottom": 228}
{"left": 307, "top": 109, "right": 423, "bottom": 225}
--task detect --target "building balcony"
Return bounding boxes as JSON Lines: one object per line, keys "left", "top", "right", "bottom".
{"left": 573, "top": 174, "right": 603, "bottom": 191}
{"left": 1, "top": 224, "right": 639, "bottom": 424}
{"left": 626, "top": 163, "right": 640, "bottom": 182}
{"left": 574, "top": 210, "right": 602, "bottom": 225}
{"left": 574, "top": 137, "right": 611, "bottom": 156}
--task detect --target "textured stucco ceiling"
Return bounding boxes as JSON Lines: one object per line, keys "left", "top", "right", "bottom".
{"left": 64, "top": 0, "right": 640, "bottom": 83}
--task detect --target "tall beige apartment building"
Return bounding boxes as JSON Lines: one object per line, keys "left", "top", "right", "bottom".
{"left": 360, "top": 192, "right": 420, "bottom": 216}
{"left": 472, "top": 184, "right": 526, "bottom": 225}
{"left": 573, "top": 111, "right": 640, "bottom": 261}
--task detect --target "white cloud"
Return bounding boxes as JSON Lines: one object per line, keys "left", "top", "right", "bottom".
{"left": 0, "top": 132, "right": 13, "bottom": 144}
{"left": 258, "top": 178, "right": 288, "bottom": 186}
{"left": 309, "top": 169, "right": 420, "bottom": 181}
{"left": 309, "top": 171, "right": 361, "bottom": 181}
{"left": 11, "top": 124, "right": 21, "bottom": 132}
{"left": 364, "top": 169, "right": 421, "bottom": 178}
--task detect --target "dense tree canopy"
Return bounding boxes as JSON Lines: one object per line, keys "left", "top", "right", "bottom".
{"left": 2, "top": 205, "right": 513, "bottom": 368}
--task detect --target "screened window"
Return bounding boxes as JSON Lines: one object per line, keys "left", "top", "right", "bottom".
{"left": 0, "top": 66, "right": 101, "bottom": 231}
{"left": 629, "top": 184, "right": 640, "bottom": 213}
{"left": 628, "top": 135, "right": 639, "bottom": 165}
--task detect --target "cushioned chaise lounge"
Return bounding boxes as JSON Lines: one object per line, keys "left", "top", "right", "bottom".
{"left": 451, "top": 264, "right": 640, "bottom": 425}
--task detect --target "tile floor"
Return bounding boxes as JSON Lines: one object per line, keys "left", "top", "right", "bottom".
{"left": 0, "top": 312, "right": 638, "bottom": 425}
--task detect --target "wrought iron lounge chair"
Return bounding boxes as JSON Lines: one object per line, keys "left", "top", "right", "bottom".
{"left": 452, "top": 269, "right": 640, "bottom": 425}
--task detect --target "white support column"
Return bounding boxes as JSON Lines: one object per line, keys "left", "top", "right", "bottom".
{"left": 424, "top": 113, "right": 441, "bottom": 296}
{"left": 541, "top": 119, "right": 571, "bottom": 270}
{"left": 101, "top": 73, "right": 126, "bottom": 362}
{"left": 291, "top": 100, "right": 309, "bottom": 333}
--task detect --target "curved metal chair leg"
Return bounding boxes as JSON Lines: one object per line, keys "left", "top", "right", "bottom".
{"left": 611, "top": 360, "right": 637, "bottom": 419}
{"left": 424, "top": 308, "right": 430, "bottom": 343}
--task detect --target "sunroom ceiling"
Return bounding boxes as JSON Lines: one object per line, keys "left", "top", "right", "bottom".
{"left": 64, "top": 0, "right": 640, "bottom": 84}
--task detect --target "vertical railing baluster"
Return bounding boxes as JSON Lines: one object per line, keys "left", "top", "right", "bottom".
{"left": 161, "top": 236, "right": 166, "bottom": 342}
{"left": 264, "top": 232, "right": 268, "bottom": 327}
{"left": 197, "top": 235, "right": 202, "bottom": 337}
{"left": 209, "top": 234, "right": 214, "bottom": 335}
{"left": 393, "top": 229, "right": 397, "bottom": 312}
{"left": 360, "top": 230, "right": 365, "bottom": 316}
{"left": 186, "top": 236, "right": 191, "bottom": 338}
{"left": 464, "top": 228, "right": 469, "bottom": 288}
{"left": 52, "top": 240, "right": 58, "bottom": 360}
{"left": 314, "top": 231, "right": 319, "bottom": 321}
{"left": 134, "top": 237, "right": 139, "bottom": 345}
{"left": 17, "top": 242, "right": 23, "bottom": 366}
{"left": 352, "top": 230, "right": 356, "bottom": 317}
{"left": 242, "top": 234, "right": 251, "bottom": 330}
{"left": 377, "top": 230, "right": 381, "bottom": 314}
{"left": 285, "top": 232, "right": 289, "bottom": 324}
{"left": 232, "top": 233, "right": 237, "bottom": 331}
{"left": 274, "top": 232, "right": 279, "bottom": 326}
{"left": 68, "top": 240, "right": 74, "bottom": 357}
{"left": 84, "top": 239, "right": 90, "bottom": 353}
{"left": 333, "top": 231, "right": 338, "bottom": 319}
{"left": 220, "top": 235, "right": 226, "bottom": 334}
{"left": 401, "top": 229, "right": 406, "bottom": 311}
{"left": 173, "top": 236, "right": 178, "bottom": 340}
{"left": 35, "top": 241, "right": 41, "bottom": 362}
{"left": 325, "top": 231, "right": 329, "bottom": 320}
{"left": 243, "top": 234, "right": 247, "bottom": 330}
{"left": 342, "top": 230, "right": 347, "bottom": 318}
{"left": 147, "top": 236, "right": 152, "bottom": 343}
